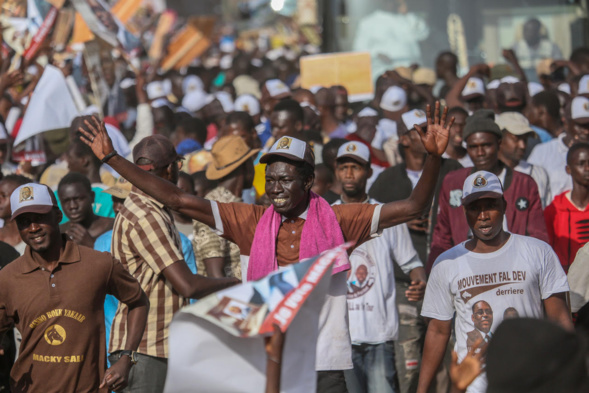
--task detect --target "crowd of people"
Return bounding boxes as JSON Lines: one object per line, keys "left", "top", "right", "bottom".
{"left": 0, "top": 3, "right": 588, "bottom": 393}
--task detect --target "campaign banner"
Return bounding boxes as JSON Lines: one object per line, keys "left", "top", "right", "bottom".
{"left": 164, "top": 244, "right": 351, "bottom": 393}
{"left": 71, "top": 0, "right": 141, "bottom": 54}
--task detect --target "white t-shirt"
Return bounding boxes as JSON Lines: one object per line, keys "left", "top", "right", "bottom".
{"left": 528, "top": 133, "right": 571, "bottom": 197}
{"left": 334, "top": 199, "right": 422, "bottom": 344}
{"left": 422, "top": 234, "right": 569, "bottom": 393}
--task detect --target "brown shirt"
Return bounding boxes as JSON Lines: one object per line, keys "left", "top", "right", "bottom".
{"left": 0, "top": 237, "right": 143, "bottom": 393}
{"left": 213, "top": 202, "right": 379, "bottom": 266}
{"left": 110, "top": 189, "right": 186, "bottom": 358}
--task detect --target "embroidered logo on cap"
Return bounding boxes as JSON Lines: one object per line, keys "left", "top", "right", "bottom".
{"left": 467, "top": 80, "right": 477, "bottom": 88}
{"left": 473, "top": 176, "right": 487, "bottom": 188}
{"left": 415, "top": 110, "right": 425, "bottom": 118}
{"left": 19, "top": 186, "right": 33, "bottom": 202}
{"left": 392, "top": 100, "right": 401, "bottom": 106}
{"left": 584, "top": 102, "right": 589, "bottom": 111}
{"left": 277, "top": 137, "right": 292, "bottom": 150}
{"left": 346, "top": 143, "right": 357, "bottom": 152}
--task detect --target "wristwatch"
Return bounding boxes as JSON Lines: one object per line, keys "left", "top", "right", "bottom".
{"left": 119, "top": 350, "right": 138, "bottom": 365}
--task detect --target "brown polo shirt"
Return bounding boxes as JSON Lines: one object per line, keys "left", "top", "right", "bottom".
{"left": 0, "top": 237, "right": 144, "bottom": 393}
{"left": 211, "top": 201, "right": 381, "bottom": 269}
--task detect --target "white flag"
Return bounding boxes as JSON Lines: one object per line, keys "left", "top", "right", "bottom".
{"left": 14, "top": 65, "right": 79, "bottom": 147}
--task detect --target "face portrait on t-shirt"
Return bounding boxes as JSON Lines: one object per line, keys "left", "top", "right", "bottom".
{"left": 471, "top": 300, "right": 493, "bottom": 334}
{"left": 347, "top": 261, "right": 376, "bottom": 299}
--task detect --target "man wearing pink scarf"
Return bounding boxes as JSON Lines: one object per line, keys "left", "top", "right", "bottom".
{"left": 79, "top": 102, "right": 453, "bottom": 393}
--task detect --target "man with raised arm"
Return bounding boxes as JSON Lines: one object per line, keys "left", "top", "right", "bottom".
{"left": 79, "top": 102, "right": 453, "bottom": 393}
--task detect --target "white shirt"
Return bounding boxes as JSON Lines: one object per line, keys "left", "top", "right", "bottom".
{"left": 422, "top": 234, "right": 569, "bottom": 393}
{"left": 334, "top": 198, "right": 422, "bottom": 344}
{"left": 514, "top": 160, "right": 552, "bottom": 208}
{"left": 528, "top": 133, "right": 571, "bottom": 198}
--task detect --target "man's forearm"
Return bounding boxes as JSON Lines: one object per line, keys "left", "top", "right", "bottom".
{"left": 123, "top": 294, "right": 149, "bottom": 351}
{"left": 189, "top": 276, "right": 240, "bottom": 299}
{"left": 417, "top": 322, "right": 451, "bottom": 393}
{"left": 408, "top": 154, "right": 441, "bottom": 214}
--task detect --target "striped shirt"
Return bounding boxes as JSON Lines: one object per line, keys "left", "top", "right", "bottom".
{"left": 110, "top": 188, "right": 186, "bottom": 358}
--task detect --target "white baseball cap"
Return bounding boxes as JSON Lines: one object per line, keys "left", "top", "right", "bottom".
{"left": 264, "top": 79, "right": 291, "bottom": 98}
{"left": 528, "top": 82, "right": 544, "bottom": 97}
{"left": 182, "top": 90, "right": 209, "bottom": 113}
{"left": 401, "top": 109, "right": 428, "bottom": 131}
{"left": 577, "top": 74, "right": 589, "bottom": 95}
{"left": 214, "top": 91, "right": 234, "bottom": 113}
{"left": 150, "top": 98, "right": 173, "bottom": 110}
{"left": 461, "top": 77, "right": 485, "bottom": 98}
{"left": 500, "top": 76, "right": 520, "bottom": 84}
{"left": 462, "top": 171, "right": 504, "bottom": 205}
{"left": 11, "top": 183, "right": 58, "bottom": 220}
{"left": 234, "top": 94, "right": 260, "bottom": 116}
{"left": 357, "top": 107, "right": 379, "bottom": 118}
{"left": 336, "top": 141, "right": 370, "bottom": 166}
{"left": 182, "top": 75, "right": 204, "bottom": 95}
{"left": 495, "top": 112, "right": 535, "bottom": 136}
{"left": 487, "top": 79, "right": 501, "bottom": 90}
{"left": 380, "top": 86, "right": 407, "bottom": 112}
{"left": 558, "top": 83, "right": 571, "bottom": 95}
{"left": 146, "top": 81, "right": 166, "bottom": 100}
{"left": 570, "top": 96, "right": 589, "bottom": 124}
{"left": 259, "top": 136, "right": 315, "bottom": 167}
{"left": 120, "top": 78, "right": 136, "bottom": 89}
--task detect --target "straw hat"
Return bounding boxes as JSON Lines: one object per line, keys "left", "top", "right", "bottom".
{"left": 206, "top": 136, "right": 260, "bottom": 180}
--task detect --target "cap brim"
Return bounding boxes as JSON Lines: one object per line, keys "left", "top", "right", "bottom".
{"left": 462, "top": 191, "right": 503, "bottom": 206}
{"left": 573, "top": 117, "right": 589, "bottom": 125}
{"left": 11, "top": 205, "right": 54, "bottom": 220}
{"left": 336, "top": 153, "right": 369, "bottom": 166}
{"left": 506, "top": 128, "right": 536, "bottom": 137}
{"left": 206, "top": 148, "right": 260, "bottom": 180}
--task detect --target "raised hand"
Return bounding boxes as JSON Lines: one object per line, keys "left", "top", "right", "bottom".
{"left": 78, "top": 115, "right": 115, "bottom": 161}
{"left": 413, "top": 101, "right": 453, "bottom": 157}
{"left": 449, "top": 338, "right": 486, "bottom": 391}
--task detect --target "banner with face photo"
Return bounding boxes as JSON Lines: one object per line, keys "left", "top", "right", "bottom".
{"left": 71, "top": 0, "right": 141, "bottom": 54}
{"left": 164, "top": 244, "right": 351, "bottom": 393}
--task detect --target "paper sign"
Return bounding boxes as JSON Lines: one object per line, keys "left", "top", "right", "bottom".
{"left": 110, "top": 0, "right": 142, "bottom": 24}
{"left": 300, "top": 52, "right": 374, "bottom": 102}
{"left": 148, "top": 10, "right": 176, "bottom": 61}
{"left": 160, "top": 24, "right": 207, "bottom": 72}
{"left": 164, "top": 244, "right": 351, "bottom": 393}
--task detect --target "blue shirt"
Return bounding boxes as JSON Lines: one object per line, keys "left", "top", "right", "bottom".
{"left": 94, "top": 230, "right": 197, "bottom": 362}
{"left": 531, "top": 125, "right": 553, "bottom": 144}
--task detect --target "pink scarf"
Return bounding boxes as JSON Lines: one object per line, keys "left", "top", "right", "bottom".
{"left": 247, "top": 192, "right": 350, "bottom": 281}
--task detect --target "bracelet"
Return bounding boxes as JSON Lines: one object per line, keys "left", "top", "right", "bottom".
{"left": 102, "top": 150, "right": 118, "bottom": 164}
{"left": 267, "top": 355, "right": 281, "bottom": 365}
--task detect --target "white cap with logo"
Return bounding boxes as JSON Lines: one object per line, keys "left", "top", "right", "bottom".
{"left": 495, "top": 112, "right": 535, "bottom": 136}
{"left": 11, "top": 183, "right": 58, "bottom": 220}
{"left": 461, "top": 77, "right": 485, "bottom": 98}
{"left": 259, "top": 136, "right": 315, "bottom": 167}
{"left": 264, "top": 79, "right": 291, "bottom": 98}
{"left": 234, "top": 94, "right": 260, "bottom": 116}
{"left": 462, "top": 171, "right": 504, "bottom": 205}
{"left": 578, "top": 74, "right": 589, "bottom": 95}
{"left": 336, "top": 142, "right": 370, "bottom": 166}
{"left": 380, "top": 86, "right": 407, "bottom": 112}
{"left": 571, "top": 96, "right": 589, "bottom": 123}
{"left": 402, "top": 109, "right": 428, "bottom": 131}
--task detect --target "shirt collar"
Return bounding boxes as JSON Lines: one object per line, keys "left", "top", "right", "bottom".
{"left": 21, "top": 235, "right": 81, "bottom": 274}
{"left": 281, "top": 205, "right": 309, "bottom": 222}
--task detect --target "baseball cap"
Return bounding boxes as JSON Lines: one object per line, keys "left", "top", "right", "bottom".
{"left": 558, "top": 83, "right": 571, "bottom": 95}
{"left": 500, "top": 76, "right": 521, "bottom": 84}
{"left": 120, "top": 78, "right": 136, "bottom": 89}
{"left": 357, "top": 107, "right": 379, "bottom": 118}
{"left": 264, "top": 79, "right": 291, "bottom": 99}
{"left": 103, "top": 177, "right": 133, "bottom": 199}
{"left": 146, "top": 81, "right": 166, "bottom": 100}
{"left": 401, "top": 109, "right": 428, "bottom": 131}
{"left": 578, "top": 74, "right": 589, "bottom": 95}
{"left": 259, "top": 136, "right": 315, "bottom": 168}
{"left": 182, "top": 90, "right": 209, "bottom": 113}
{"left": 234, "top": 94, "right": 260, "bottom": 116}
{"left": 380, "top": 86, "right": 407, "bottom": 112}
{"left": 495, "top": 112, "right": 535, "bottom": 136}
{"left": 461, "top": 171, "right": 504, "bottom": 205}
{"left": 182, "top": 75, "right": 204, "bottom": 95}
{"left": 461, "top": 77, "right": 485, "bottom": 99}
{"left": 487, "top": 79, "right": 501, "bottom": 90}
{"left": 570, "top": 96, "right": 589, "bottom": 124}
{"left": 11, "top": 183, "right": 58, "bottom": 220}
{"left": 133, "top": 135, "right": 183, "bottom": 169}
{"left": 336, "top": 141, "right": 370, "bottom": 166}
{"left": 413, "top": 68, "right": 436, "bottom": 86}
{"left": 528, "top": 82, "right": 544, "bottom": 97}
